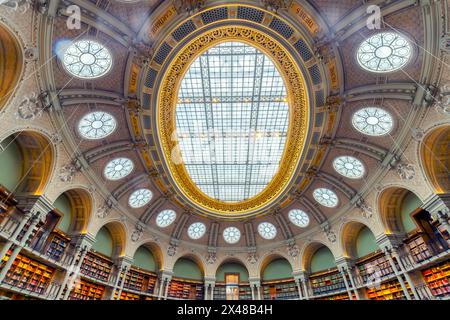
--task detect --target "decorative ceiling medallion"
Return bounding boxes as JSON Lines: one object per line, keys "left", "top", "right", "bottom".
{"left": 156, "top": 26, "right": 309, "bottom": 217}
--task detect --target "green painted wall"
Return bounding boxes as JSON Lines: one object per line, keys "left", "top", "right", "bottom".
{"left": 355, "top": 226, "right": 378, "bottom": 258}
{"left": 262, "top": 259, "right": 292, "bottom": 281}
{"left": 133, "top": 246, "right": 157, "bottom": 272}
{"left": 401, "top": 192, "right": 422, "bottom": 232}
{"left": 216, "top": 263, "right": 249, "bottom": 282}
{"left": 54, "top": 194, "right": 71, "bottom": 233}
{"left": 310, "top": 247, "right": 335, "bottom": 273}
{"left": 92, "top": 227, "right": 114, "bottom": 258}
{"left": 0, "top": 136, "right": 22, "bottom": 191}
{"left": 173, "top": 258, "right": 203, "bottom": 280}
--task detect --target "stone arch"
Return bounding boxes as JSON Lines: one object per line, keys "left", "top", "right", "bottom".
{"left": 0, "top": 22, "right": 23, "bottom": 110}
{"left": 131, "top": 241, "right": 164, "bottom": 272}
{"left": 172, "top": 254, "right": 205, "bottom": 280}
{"left": 215, "top": 257, "right": 250, "bottom": 282}
{"left": 378, "top": 186, "right": 422, "bottom": 235}
{"left": 300, "top": 241, "right": 337, "bottom": 273}
{"left": 340, "top": 220, "right": 379, "bottom": 259}
{"left": 53, "top": 188, "right": 92, "bottom": 235}
{"left": 420, "top": 125, "right": 450, "bottom": 193}
{"left": 0, "top": 130, "right": 54, "bottom": 195}
{"left": 259, "top": 253, "right": 294, "bottom": 280}
{"left": 93, "top": 221, "right": 127, "bottom": 258}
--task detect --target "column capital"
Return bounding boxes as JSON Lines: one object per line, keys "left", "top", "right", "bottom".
{"left": 422, "top": 193, "right": 450, "bottom": 216}
{"left": 159, "top": 270, "right": 173, "bottom": 281}
{"left": 115, "top": 255, "right": 134, "bottom": 268}
{"left": 15, "top": 194, "right": 54, "bottom": 220}
{"left": 335, "top": 257, "right": 354, "bottom": 270}
{"left": 71, "top": 233, "right": 96, "bottom": 250}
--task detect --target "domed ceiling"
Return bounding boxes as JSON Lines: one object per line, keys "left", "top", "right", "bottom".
{"left": 42, "top": 0, "right": 443, "bottom": 249}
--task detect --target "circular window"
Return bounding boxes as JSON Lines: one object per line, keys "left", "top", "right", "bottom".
{"left": 104, "top": 158, "right": 134, "bottom": 180}
{"left": 156, "top": 209, "right": 177, "bottom": 228}
{"left": 78, "top": 111, "right": 117, "bottom": 140}
{"left": 357, "top": 32, "right": 412, "bottom": 73}
{"left": 288, "top": 209, "right": 310, "bottom": 228}
{"left": 352, "top": 107, "right": 393, "bottom": 136}
{"left": 223, "top": 227, "right": 241, "bottom": 244}
{"left": 128, "top": 188, "right": 152, "bottom": 208}
{"left": 187, "top": 222, "right": 206, "bottom": 240}
{"left": 333, "top": 156, "right": 365, "bottom": 179}
{"left": 313, "top": 188, "right": 339, "bottom": 208}
{"left": 62, "top": 40, "right": 112, "bottom": 79}
{"left": 257, "top": 222, "right": 277, "bottom": 240}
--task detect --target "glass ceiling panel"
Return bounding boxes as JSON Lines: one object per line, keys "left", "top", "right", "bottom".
{"left": 176, "top": 41, "right": 289, "bottom": 202}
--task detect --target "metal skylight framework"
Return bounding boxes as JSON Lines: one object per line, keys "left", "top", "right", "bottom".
{"left": 176, "top": 41, "right": 289, "bottom": 202}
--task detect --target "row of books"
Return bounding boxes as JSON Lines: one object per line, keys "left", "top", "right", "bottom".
{"left": 262, "top": 280, "right": 299, "bottom": 300}
{"left": 2, "top": 251, "right": 55, "bottom": 295}
{"left": 422, "top": 261, "right": 450, "bottom": 298}
{"left": 167, "top": 278, "right": 204, "bottom": 300}
{"left": 310, "top": 270, "right": 346, "bottom": 295}
{"left": 80, "top": 252, "right": 113, "bottom": 282}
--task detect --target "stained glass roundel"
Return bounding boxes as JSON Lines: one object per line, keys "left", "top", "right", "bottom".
{"left": 104, "top": 158, "right": 134, "bottom": 180}
{"left": 78, "top": 111, "right": 116, "bottom": 139}
{"left": 156, "top": 210, "right": 177, "bottom": 228}
{"left": 258, "top": 222, "right": 277, "bottom": 240}
{"left": 128, "top": 188, "right": 152, "bottom": 208}
{"left": 357, "top": 32, "right": 412, "bottom": 73}
{"left": 175, "top": 41, "right": 289, "bottom": 202}
{"left": 62, "top": 40, "right": 112, "bottom": 79}
{"left": 187, "top": 222, "right": 206, "bottom": 240}
{"left": 288, "top": 209, "right": 310, "bottom": 228}
{"left": 333, "top": 156, "right": 365, "bottom": 179}
{"left": 313, "top": 188, "right": 338, "bottom": 208}
{"left": 223, "top": 227, "right": 241, "bottom": 244}
{"left": 352, "top": 107, "right": 393, "bottom": 136}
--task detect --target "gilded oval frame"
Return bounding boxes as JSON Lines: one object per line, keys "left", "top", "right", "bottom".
{"left": 157, "top": 26, "right": 309, "bottom": 216}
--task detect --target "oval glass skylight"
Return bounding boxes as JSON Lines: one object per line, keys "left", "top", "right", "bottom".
{"left": 187, "top": 222, "right": 206, "bottom": 240}
{"left": 128, "top": 188, "right": 152, "bottom": 208}
{"left": 333, "top": 156, "right": 365, "bottom": 179}
{"left": 175, "top": 41, "right": 289, "bottom": 202}
{"left": 352, "top": 107, "right": 393, "bottom": 136}
{"left": 313, "top": 188, "right": 338, "bottom": 208}
{"left": 288, "top": 209, "right": 310, "bottom": 228}
{"left": 223, "top": 227, "right": 241, "bottom": 244}
{"left": 357, "top": 32, "right": 412, "bottom": 73}
{"left": 156, "top": 209, "right": 177, "bottom": 228}
{"left": 104, "top": 158, "right": 134, "bottom": 180}
{"left": 258, "top": 222, "right": 277, "bottom": 240}
{"left": 62, "top": 40, "right": 112, "bottom": 79}
{"left": 78, "top": 111, "right": 116, "bottom": 140}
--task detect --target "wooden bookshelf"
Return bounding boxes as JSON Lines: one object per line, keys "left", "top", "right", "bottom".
{"left": 315, "top": 292, "right": 350, "bottom": 300}
{"left": 114, "top": 291, "right": 140, "bottom": 300}
{"left": 421, "top": 260, "right": 450, "bottom": 298}
{"left": 44, "top": 230, "right": 70, "bottom": 261}
{"left": 80, "top": 251, "right": 113, "bottom": 282}
{"left": 238, "top": 283, "right": 252, "bottom": 300}
{"left": 310, "top": 269, "right": 345, "bottom": 295}
{"left": 123, "top": 268, "right": 157, "bottom": 294}
{"left": 262, "top": 279, "right": 299, "bottom": 300}
{"left": 366, "top": 279, "right": 412, "bottom": 300}
{"left": 0, "top": 184, "right": 17, "bottom": 217}
{"left": 356, "top": 251, "right": 394, "bottom": 283}
{"left": 405, "top": 234, "right": 433, "bottom": 263}
{"left": 167, "top": 278, "right": 204, "bottom": 300}
{"left": 69, "top": 279, "right": 105, "bottom": 300}
{"left": 213, "top": 284, "right": 226, "bottom": 300}
{"left": 2, "top": 250, "right": 55, "bottom": 295}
